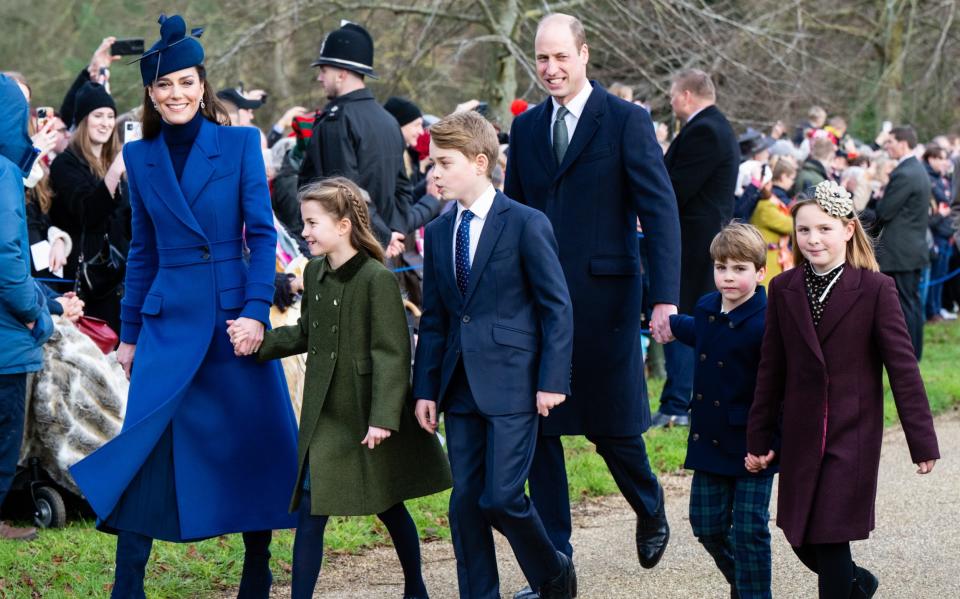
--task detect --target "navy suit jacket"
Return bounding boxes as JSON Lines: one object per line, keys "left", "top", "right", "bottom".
{"left": 504, "top": 82, "right": 681, "bottom": 435}
{"left": 412, "top": 192, "right": 573, "bottom": 415}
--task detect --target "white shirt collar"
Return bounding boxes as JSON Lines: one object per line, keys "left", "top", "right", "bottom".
{"left": 897, "top": 153, "right": 915, "bottom": 166}
{"left": 551, "top": 82, "right": 593, "bottom": 120}
{"left": 457, "top": 184, "right": 497, "bottom": 221}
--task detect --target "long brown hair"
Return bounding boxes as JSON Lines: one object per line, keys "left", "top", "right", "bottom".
{"left": 789, "top": 199, "right": 879, "bottom": 272}
{"left": 24, "top": 113, "right": 53, "bottom": 212}
{"left": 298, "top": 177, "right": 385, "bottom": 264}
{"left": 141, "top": 65, "right": 230, "bottom": 139}
{"left": 69, "top": 112, "right": 120, "bottom": 180}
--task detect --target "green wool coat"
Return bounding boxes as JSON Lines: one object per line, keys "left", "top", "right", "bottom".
{"left": 258, "top": 251, "right": 451, "bottom": 516}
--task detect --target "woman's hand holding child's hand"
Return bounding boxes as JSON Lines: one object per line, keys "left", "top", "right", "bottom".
{"left": 361, "top": 426, "right": 391, "bottom": 449}
{"left": 226, "top": 318, "right": 264, "bottom": 356}
{"left": 916, "top": 460, "right": 936, "bottom": 474}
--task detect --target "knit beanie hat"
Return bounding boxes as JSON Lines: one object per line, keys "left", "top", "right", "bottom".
{"left": 383, "top": 97, "right": 422, "bottom": 127}
{"left": 73, "top": 82, "right": 116, "bottom": 126}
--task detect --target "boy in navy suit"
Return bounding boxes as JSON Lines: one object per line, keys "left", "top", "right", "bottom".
{"left": 666, "top": 223, "right": 776, "bottom": 599}
{"left": 412, "top": 111, "right": 576, "bottom": 599}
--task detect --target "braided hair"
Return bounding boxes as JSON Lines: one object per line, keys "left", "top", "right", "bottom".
{"left": 298, "top": 177, "right": 386, "bottom": 264}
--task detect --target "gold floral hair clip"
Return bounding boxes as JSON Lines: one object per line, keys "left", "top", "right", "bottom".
{"left": 813, "top": 180, "right": 854, "bottom": 218}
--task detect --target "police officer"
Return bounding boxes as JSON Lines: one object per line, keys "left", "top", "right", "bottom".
{"left": 299, "top": 22, "right": 438, "bottom": 250}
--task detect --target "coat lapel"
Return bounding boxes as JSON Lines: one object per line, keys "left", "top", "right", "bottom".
{"left": 462, "top": 193, "right": 507, "bottom": 306}
{"left": 180, "top": 118, "right": 220, "bottom": 208}
{"left": 816, "top": 267, "right": 863, "bottom": 343}
{"left": 532, "top": 101, "right": 557, "bottom": 177}
{"left": 145, "top": 135, "right": 206, "bottom": 239}
{"left": 433, "top": 209, "right": 462, "bottom": 309}
{"left": 782, "top": 268, "right": 826, "bottom": 364}
{"left": 554, "top": 82, "right": 605, "bottom": 181}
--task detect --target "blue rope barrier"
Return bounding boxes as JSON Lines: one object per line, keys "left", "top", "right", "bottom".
{"left": 922, "top": 266, "right": 960, "bottom": 289}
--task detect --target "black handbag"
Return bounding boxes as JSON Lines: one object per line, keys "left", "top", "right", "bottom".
{"left": 76, "top": 232, "right": 126, "bottom": 301}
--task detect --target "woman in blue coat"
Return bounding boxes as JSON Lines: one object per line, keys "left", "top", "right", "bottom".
{"left": 69, "top": 15, "right": 298, "bottom": 599}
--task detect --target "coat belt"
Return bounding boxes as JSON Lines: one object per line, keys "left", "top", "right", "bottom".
{"left": 157, "top": 238, "right": 245, "bottom": 267}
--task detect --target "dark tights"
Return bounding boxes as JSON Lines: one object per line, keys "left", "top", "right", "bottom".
{"left": 791, "top": 542, "right": 854, "bottom": 599}
{"left": 291, "top": 490, "right": 427, "bottom": 599}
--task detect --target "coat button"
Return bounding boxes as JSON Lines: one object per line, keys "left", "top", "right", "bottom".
{"left": 331, "top": 325, "right": 338, "bottom": 333}
{"left": 729, "top": 322, "right": 735, "bottom": 329}
{"left": 315, "top": 294, "right": 320, "bottom": 301}
{"left": 330, "top": 352, "right": 336, "bottom": 359}
{"left": 717, "top": 361, "right": 724, "bottom": 368}
{"left": 692, "top": 433, "right": 700, "bottom": 441}
{"left": 695, "top": 393, "right": 703, "bottom": 401}
{"left": 699, "top": 353, "right": 706, "bottom": 361}
{"left": 201, "top": 247, "right": 210, "bottom": 260}
{"left": 310, "top": 348, "right": 317, "bottom": 355}
{"left": 333, "top": 299, "right": 339, "bottom": 306}
{"left": 712, "top": 439, "right": 720, "bottom": 446}
{"left": 708, "top": 315, "right": 715, "bottom": 322}
{"left": 312, "top": 321, "right": 319, "bottom": 328}
{"left": 462, "top": 315, "right": 471, "bottom": 323}
{"left": 713, "top": 400, "right": 720, "bottom": 407}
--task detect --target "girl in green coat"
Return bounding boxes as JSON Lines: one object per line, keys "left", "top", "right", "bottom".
{"left": 230, "top": 177, "right": 451, "bottom": 599}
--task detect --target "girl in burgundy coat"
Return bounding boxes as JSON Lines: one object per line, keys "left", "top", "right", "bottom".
{"left": 746, "top": 181, "right": 940, "bottom": 599}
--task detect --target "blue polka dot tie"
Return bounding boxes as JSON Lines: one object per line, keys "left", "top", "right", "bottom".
{"left": 456, "top": 210, "right": 475, "bottom": 295}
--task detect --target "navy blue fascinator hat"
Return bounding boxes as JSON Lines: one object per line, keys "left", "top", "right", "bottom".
{"left": 135, "top": 15, "right": 205, "bottom": 87}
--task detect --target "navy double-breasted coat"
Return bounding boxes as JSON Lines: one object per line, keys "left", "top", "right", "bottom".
{"left": 504, "top": 83, "right": 681, "bottom": 436}
{"left": 70, "top": 119, "right": 298, "bottom": 540}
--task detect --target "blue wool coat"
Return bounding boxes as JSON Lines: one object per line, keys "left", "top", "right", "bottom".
{"left": 0, "top": 74, "right": 54, "bottom": 374}
{"left": 669, "top": 288, "right": 777, "bottom": 477}
{"left": 504, "top": 82, "right": 681, "bottom": 436}
{"left": 70, "top": 119, "right": 298, "bottom": 540}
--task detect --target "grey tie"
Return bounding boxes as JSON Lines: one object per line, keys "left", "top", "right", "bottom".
{"left": 553, "top": 106, "right": 570, "bottom": 164}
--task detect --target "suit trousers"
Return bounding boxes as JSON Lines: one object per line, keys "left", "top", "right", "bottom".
{"left": 528, "top": 429, "right": 664, "bottom": 559}
{"left": 0, "top": 372, "right": 27, "bottom": 510}
{"left": 444, "top": 362, "right": 561, "bottom": 598}
{"left": 886, "top": 269, "right": 924, "bottom": 359}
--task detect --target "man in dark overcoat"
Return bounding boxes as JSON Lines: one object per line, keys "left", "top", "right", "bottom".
{"left": 877, "top": 126, "right": 931, "bottom": 359}
{"left": 654, "top": 69, "right": 739, "bottom": 427}
{"left": 298, "top": 22, "right": 439, "bottom": 250}
{"left": 504, "top": 14, "right": 681, "bottom": 596}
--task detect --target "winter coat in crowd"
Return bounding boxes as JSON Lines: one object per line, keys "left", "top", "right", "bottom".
{"left": 875, "top": 156, "right": 932, "bottom": 272}
{"left": 750, "top": 196, "right": 795, "bottom": 283}
{"left": 793, "top": 158, "right": 829, "bottom": 196}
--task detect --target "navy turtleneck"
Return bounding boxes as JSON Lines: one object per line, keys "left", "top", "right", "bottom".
{"left": 161, "top": 110, "right": 204, "bottom": 181}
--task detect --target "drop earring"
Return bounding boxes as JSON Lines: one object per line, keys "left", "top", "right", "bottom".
{"left": 200, "top": 98, "right": 206, "bottom": 110}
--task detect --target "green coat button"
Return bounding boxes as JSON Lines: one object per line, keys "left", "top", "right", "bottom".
{"left": 331, "top": 325, "right": 338, "bottom": 333}
{"left": 310, "top": 348, "right": 317, "bottom": 355}
{"left": 333, "top": 299, "right": 339, "bottom": 306}
{"left": 330, "top": 352, "right": 336, "bottom": 359}
{"left": 312, "top": 321, "right": 319, "bottom": 328}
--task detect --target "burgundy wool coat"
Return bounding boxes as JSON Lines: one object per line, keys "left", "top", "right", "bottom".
{"left": 747, "top": 265, "right": 939, "bottom": 546}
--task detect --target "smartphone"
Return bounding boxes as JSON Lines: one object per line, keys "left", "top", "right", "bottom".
{"left": 36, "top": 106, "right": 54, "bottom": 130}
{"left": 124, "top": 121, "right": 143, "bottom": 144}
{"left": 881, "top": 120, "right": 892, "bottom": 133}
{"left": 111, "top": 38, "right": 145, "bottom": 56}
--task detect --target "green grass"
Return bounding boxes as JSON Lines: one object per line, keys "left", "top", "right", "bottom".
{"left": 3, "top": 323, "right": 958, "bottom": 597}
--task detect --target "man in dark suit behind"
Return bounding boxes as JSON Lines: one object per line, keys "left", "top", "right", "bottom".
{"left": 653, "top": 70, "right": 739, "bottom": 427}
{"left": 505, "top": 14, "right": 681, "bottom": 598}
{"left": 878, "top": 125, "right": 931, "bottom": 359}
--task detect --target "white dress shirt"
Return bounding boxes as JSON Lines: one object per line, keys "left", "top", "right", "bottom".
{"left": 550, "top": 82, "right": 593, "bottom": 144}
{"left": 452, "top": 184, "right": 497, "bottom": 274}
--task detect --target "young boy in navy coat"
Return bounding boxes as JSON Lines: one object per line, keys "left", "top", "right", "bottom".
{"left": 666, "top": 223, "right": 776, "bottom": 599}
{"left": 412, "top": 111, "right": 576, "bottom": 599}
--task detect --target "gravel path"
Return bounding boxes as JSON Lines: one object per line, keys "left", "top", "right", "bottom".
{"left": 251, "top": 409, "right": 959, "bottom": 598}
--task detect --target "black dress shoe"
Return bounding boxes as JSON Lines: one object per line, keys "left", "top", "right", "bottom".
{"left": 538, "top": 552, "right": 577, "bottom": 599}
{"left": 852, "top": 566, "right": 878, "bottom": 598}
{"left": 513, "top": 587, "right": 540, "bottom": 599}
{"left": 635, "top": 503, "right": 669, "bottom": 568}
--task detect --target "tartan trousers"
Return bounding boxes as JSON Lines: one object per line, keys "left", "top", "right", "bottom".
{"left": 689, "top": 470, "right": 775, "bottom": 599}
